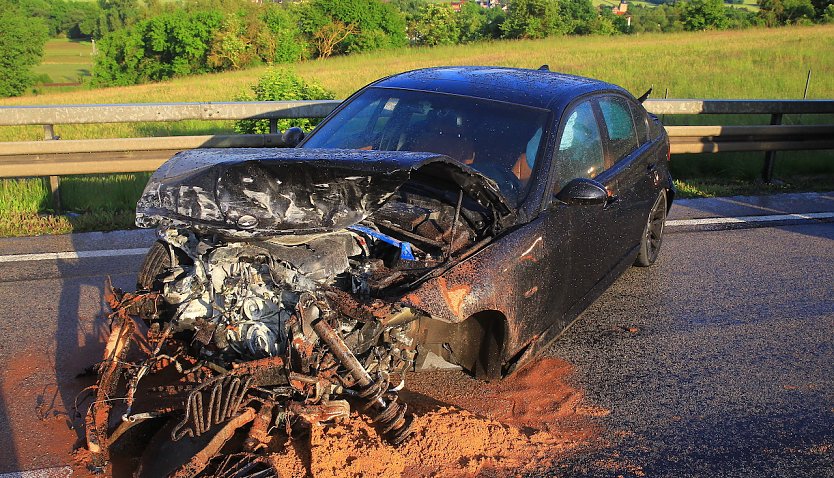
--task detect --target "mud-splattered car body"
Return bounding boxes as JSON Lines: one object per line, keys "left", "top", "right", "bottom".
{"left": 84, "top": 67, "right": 673, "bottom": 476}
{"left": 294, "top": 66, "right": 675, "bottom": 376}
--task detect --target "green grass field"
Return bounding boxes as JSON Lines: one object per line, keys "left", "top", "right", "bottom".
{"left": 33, "top": 38, "right": 94, "bottom": 85}
{"left": 4, "top": 26, "right": 831, "bottom": 141}
{"left": 1, "top": 25, "right": 833, "bottom": 237}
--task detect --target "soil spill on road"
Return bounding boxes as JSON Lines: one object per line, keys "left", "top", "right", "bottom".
{"left": 0, "top": 346, "right": 94, "bottom": 475}
{"left": 3, "top": 352, "right": 607, "bottom": 477}
{"left": 267, "top": 358, "right": 608, "bottom": 477}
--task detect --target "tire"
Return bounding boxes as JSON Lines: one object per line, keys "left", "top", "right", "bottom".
{"left": 137, "top": 241, "right": 173, "bottom": 290}
{"left": 634, "top": 190, "right": 667, "bottom": 267}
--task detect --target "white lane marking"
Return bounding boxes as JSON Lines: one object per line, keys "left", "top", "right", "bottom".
{"left": 0, "top": 466, "right": 73, "bottom": 478}
{"left": 0, "top": 248, "right": 148, "bottom": 263}
{"left": 666, "top": 211, "right": 834, "bottom": 227}
{"left": 0, "top": 211, "right": 831, "bottom": 263}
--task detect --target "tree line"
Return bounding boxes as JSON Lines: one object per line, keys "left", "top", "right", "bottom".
{"left": 2, "top": 0, "right": 834, "bottom": 97}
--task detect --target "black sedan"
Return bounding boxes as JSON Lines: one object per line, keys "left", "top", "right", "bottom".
{"left": 85, "top": 66, "right": 673, "bottom": 473}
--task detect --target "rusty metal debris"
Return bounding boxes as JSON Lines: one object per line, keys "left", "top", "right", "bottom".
{"left": 171, "top": 374, "right": 254, "bottom": 440}
{"left": 83, "top": 222, "right": 434, "bottom": 475}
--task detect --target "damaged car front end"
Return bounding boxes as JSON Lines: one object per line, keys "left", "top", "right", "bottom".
{"left": 85, "top": 148, "right": 517, "bottom": 476}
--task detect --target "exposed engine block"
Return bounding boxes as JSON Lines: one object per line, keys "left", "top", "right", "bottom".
{"left": 84, "top": 224, "right": 425, "bottom": 474}
{"left": 156, "top": 228, "right": 416, "bottom": 375}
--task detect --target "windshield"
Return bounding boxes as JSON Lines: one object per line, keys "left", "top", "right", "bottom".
{"left": 301, "top": 87, "right": 549, "bottom": 205}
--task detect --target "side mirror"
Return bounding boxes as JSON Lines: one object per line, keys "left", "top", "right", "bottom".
{"left": 281, "top": 127, "right": 305, "bottom": 147}
{"left": 555, "top": 178, "right": 608, "bottom": 206}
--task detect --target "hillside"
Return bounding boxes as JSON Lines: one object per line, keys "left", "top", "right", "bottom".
{"left": 2, "top": 25, "right": 831, "bottom": 143}
{"left": 33, "top": 38, "right": 94, "bottom": 86}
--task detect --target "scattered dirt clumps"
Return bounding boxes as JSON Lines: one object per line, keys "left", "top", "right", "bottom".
{"left": 264, "top": 357, "right": 608, "bottom": 477}
{"left": 0, "top": 347, "right": 97, "bottom": 476}
{"left": 4, "top": 344, "right": 607, "bottom": 477}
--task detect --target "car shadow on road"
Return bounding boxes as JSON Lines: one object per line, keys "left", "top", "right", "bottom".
{"left": 54, "top": 260, "right": 113, "bottom": 443}
{"left": 0, "top": 374, "right": 19, "bottom": 473}
{"left": 50, "top": 247, "right": 140, "bottom": 470}
{"left": 0, "top": 247, "right": 139, "bottom": 473}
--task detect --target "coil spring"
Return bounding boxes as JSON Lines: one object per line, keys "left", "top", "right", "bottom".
{"left": 171, "top": 374, "right": 254, "bottom": 440}
{"left": 199, "top": 452, "right": 279, "bottom": 478}
{"left": 356, "top": 378, "right": 414, "bottom": 445}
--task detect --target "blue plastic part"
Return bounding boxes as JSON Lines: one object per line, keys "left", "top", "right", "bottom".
{"left": 348, "top": 225, "right": 416, "bottom": 261}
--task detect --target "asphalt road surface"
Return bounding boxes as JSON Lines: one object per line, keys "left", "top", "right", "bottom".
{"left": 0, "top": 191, "right": 832, "bottom": 477}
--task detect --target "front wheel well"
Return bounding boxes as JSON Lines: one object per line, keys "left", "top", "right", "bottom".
{"left": 417, "top": 310, "right": 508, "bottom": 380}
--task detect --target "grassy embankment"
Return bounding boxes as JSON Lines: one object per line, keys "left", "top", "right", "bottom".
{"left": 1, "top": 25, "right": 833, "bottom": 236}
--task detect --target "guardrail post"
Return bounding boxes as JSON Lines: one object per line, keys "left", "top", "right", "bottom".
{"left": 761, "top": 113, "right": 783, "bottom": 183}
{"left": 269, "top": 119, "right": 278, "bottom": 135}
{"left": 43, "top": 124, "right": 57, "bottom": 140}
{"left": 43, "top": 124, "right": 61, "bottom": 211}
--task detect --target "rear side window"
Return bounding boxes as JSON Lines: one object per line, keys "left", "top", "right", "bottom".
{"left": 648, "top": 114, "right": 664, "bottom": 139}
{"left": 599, "top": 96, "right": 639, "bottom": 163}
{"left": 629, "top": 102, "right": 650, "bottom": 144}
{"left": 555, "top": 101, "right": 605, "bottom": 190}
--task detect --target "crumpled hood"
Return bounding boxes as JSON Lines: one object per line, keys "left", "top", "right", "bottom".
{"left": 136, "top": 148, "right": 512, "bottom": 237}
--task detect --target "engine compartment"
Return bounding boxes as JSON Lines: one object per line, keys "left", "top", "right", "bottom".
{"left": 151, "top": 224, "right": 424, "bottom": 397}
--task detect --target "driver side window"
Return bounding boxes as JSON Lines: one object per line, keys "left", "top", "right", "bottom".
{"left": 315, "top": 96, "right": 387, "bottom": 149}
{"left": 555, "top": 101, "right": 604, "bottom": 190}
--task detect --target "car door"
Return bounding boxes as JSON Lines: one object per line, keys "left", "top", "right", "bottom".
{"left": 597, "top": 95, "right": 661, "bottom": 257}
{"left": 546, "top": 98, "right": 620, "bottom": 311}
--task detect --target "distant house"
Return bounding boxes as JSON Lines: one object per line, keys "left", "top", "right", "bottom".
{"left": 452, "top": 0, "right": 505, "bottom": 11}
{"left": 612, "top": 0, "right": 629, "bottom": 15}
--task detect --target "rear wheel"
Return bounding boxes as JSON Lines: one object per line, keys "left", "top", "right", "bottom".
{"left": 635, "top": 190, "right": 667, "bottom": 267}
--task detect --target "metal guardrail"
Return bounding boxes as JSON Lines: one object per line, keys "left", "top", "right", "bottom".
{"left": 644, "top": 99, "right": 834, "bottom": 115}
{"left": 0, "top": 100, "right": 343, "bottom": 126}
{"left": 1, "top": 98, "right": 832, "bottom": 182}
{"left": 3, "top": 99, "right": 833, "bottom": 126}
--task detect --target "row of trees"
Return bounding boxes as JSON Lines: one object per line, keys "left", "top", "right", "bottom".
{"left": 634, "top": 0, "right": 833, "bottom": 29}
{"left": 407, "top": 0, "right": 833, "bottom": 39}
{"left": 403, "top": 0, "right": 629, "bottom": 45}
{"left": 3, "top": 0, "right": 834, "bottom": 96}
{"left": 91, "top": 0, "right": 408, "bottom": 86}
{"left": 89, "top": 0, "right": 728, "bottom": 87}
{"left": 627, "top": 0, "right": 758, "bottom": 32}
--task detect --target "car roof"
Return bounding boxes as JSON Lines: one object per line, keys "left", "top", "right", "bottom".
{"left": 371, "top": 66, "right": 630, "bottom": 111}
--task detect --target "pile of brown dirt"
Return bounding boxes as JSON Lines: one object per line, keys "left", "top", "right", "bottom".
{"left": 269, "top": 407, "right": 573, "bottom": 478}
{"left": 4, "top": 342, "right": 606, "bottom": 477}
{"left": 404, "top": 358, "right": 609, "bottom": 440}
{"left": 266, "top": 357, "right": 608, "bottom": 478}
